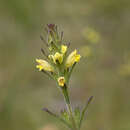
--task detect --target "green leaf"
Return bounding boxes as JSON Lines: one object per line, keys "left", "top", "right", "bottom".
{"left": 79, "top": 96, "right": 93, "bottom": 129}
{"left": 74, "top": 107, "right": 81, "bottom": 127}
{"left": 60, "top": 109, "right": 70, "bottom": 123}
{"left": 42, "top": 108, "right": 72, "bottom": 129}
{"left": 60, "top": 109, "right": 72, "bottom": 129}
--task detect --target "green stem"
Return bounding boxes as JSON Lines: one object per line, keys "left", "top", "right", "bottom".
{"left": 61, "top": 85, "right": 78, "bottom": 130}
{"left": 66, "top": 103, "right": 78, "bottom": 130}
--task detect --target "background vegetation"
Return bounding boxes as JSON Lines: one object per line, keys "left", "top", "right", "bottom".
{"left": 0, "top": 0, "right": 130, "bottom": 130}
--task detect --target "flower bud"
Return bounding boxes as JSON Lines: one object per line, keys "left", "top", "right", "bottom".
{"left": 61, "top": 45, "right": 67, "bottom": 54}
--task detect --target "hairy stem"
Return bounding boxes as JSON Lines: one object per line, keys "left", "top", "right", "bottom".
{"left": 61, "top": 85, "right": 78, "bottom": 130}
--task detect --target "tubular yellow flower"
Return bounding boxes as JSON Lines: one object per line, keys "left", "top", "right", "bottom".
{"left": 58, "top": 77, "right": 65, "bottom": 87}
{"left": 36, "top": 59, "right": 54, "bottom": 72}
{"left": 66, "top": 50, "right": 81, "bottom": 68}
{"left": 61, "top": 45, "right": 67, "bottom": 54}
{"left": 53, "top": 52, "right": 63, "bottom": 64}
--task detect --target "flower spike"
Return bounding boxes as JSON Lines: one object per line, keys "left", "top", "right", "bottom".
{"left": 35, "top": 24, "right": 93, "bottom": 130}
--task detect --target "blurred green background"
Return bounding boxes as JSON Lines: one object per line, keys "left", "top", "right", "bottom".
{"left": 0, "top": 0, "right": 130, "bottom": 130}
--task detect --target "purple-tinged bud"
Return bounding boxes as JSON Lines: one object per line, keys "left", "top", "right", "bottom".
{"left": 47, "top": 24, "right": 55, "bottom": 30}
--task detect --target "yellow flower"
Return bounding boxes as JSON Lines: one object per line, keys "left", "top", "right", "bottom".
{"left": 65, "top": 50, "right": 81, "bottom": 68}
{"left": 53, "top": 52, "right": 63, "bottom": 64}
{"left": 36, "top": 59, "right": 54, "bottom": 72}
{"left": 61, "top": 45, "right": 67, "bottom": 54}
{"left": 58, "top": 77, "right": 65, "bottom": 87}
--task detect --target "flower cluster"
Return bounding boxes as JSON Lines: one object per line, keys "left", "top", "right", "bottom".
{"left": 36, "top": 24, "right": 81, "bottom": 87}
